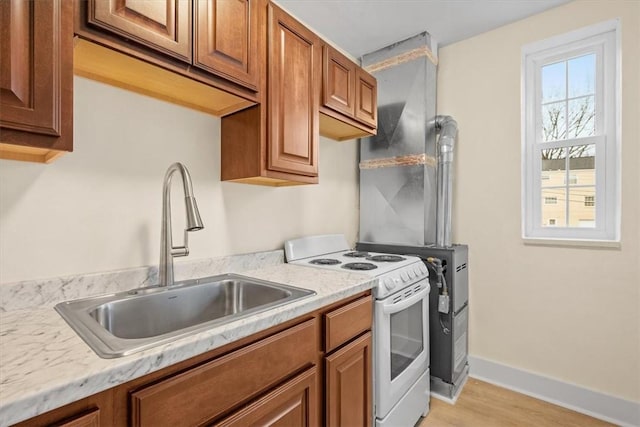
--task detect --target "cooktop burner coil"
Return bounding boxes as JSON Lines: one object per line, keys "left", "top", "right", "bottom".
{"left": 309, "top": 258, "right": 341, "bottom": 265}
{"left": 344, "top": 251, "right": 370, "bottom": 258}
{"left": 342, "top": 262, "right": 378, "bottom": 270}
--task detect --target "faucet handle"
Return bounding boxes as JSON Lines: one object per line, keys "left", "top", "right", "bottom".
{"left": 171, "top": 230, "right": 190, "bottom": 257}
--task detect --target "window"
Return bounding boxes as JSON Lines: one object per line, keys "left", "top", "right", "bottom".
{"left": 522, "top": 20, "right": 620, "bottom": 242}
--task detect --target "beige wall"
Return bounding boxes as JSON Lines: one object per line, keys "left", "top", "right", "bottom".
{"left": 437, "top": 0, "right": 639, "bottom": 401}
{"left": 0, "top": 77, "right": 360, "bottom": 283}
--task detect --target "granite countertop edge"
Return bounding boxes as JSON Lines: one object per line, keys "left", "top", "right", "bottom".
{"left": 0, "top": 264, "right": 376, "bottom": 426}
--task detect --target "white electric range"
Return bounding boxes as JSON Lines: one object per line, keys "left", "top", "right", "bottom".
{"left": 284, "top": 234, "right": 428, "bottom": 299}
{"left": 284, "top": 234, "right": 431, "bottom": 427}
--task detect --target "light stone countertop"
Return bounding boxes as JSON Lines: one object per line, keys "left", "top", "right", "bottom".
{"left": 0, "top": 263, "right": 376, "bottom": 426}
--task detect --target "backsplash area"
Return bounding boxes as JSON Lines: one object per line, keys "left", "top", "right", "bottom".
{"left": 0, "top": 250, "right": 283, "bottom": 312}
{"left": 0, "top": 77, "right": 359, "bottom": 284}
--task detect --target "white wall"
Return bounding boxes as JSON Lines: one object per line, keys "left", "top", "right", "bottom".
{"left": 437, "top": 0, "right": 639, "bottom": 401}
{"left": 0, "top": 77, "right": 360, "bottom": 283}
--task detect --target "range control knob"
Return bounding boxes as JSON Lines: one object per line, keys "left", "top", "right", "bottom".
{"left": 384, "top": 278, "right": 396, "bottom": 290}
{"left": 400, "top": 271, "right": 409, "bottom": 282}
{"left": 414, "top": 266, "right": 423, "bottom": 277}
{"left": 407, "top": 269, "right": 416, "bottom": 279}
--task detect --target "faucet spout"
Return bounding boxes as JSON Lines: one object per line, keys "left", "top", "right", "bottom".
{"left": 158, "top": 163, "right": 204, "bottom": 287}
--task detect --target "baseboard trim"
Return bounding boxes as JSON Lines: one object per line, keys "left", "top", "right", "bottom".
{"left": 468, "top": 356, "right": 640, "bottom": 427}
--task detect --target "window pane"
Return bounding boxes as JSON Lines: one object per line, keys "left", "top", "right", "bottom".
{"left": 568, "top": 144, "right": 595, "bottom": 186}
{"left": 568, "top": 96, "right": 595, "bottom": 138}
{"left": 568, "top": 187, "right": 596, "bottom": 227}
{"left": 542, "top": 61, "right": 566, "bottom": 103}
{"left": 568, "top": 53, "right": 596, "bottom": 98}
{"left": 541, "top": 147, "right": 566, "bottom": 187}
{"left": 542, "top": 188, "right": 566, "bottom": 227}
{"left": 542, "top": 101, "right": 566, "bottom": 141}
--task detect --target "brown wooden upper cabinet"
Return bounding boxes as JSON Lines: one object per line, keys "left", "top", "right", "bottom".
{"left": 195, "top": 0, "right": 259, "bottom": 91}
{"left": 267, "top": 3, "right": 320, "bottom": 179}
{"left": 81, "top": 0, "right": 260, "bottom": 93}
{"left": 0, "top": 0, "right": 74, "bottom": 163}
{"left": 221, "top": 2, "right": 320, "bottom": 186}
{"left": 355, "top": 68, "right": 377, "bottom": 128}
{"left": 320, "top": 44, "right": 377, "bottom": 141}
{"left": 87, "top": 0, "right": 192, "bottom": 62}
{"left": 323, "top": 46, "right": 356, "bottom": 118}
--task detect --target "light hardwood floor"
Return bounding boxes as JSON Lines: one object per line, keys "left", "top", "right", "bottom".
{"left": 418, "top": 378, "right": 616, "bottom": 427}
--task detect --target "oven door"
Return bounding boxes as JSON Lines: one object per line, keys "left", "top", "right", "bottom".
{"left": 374, "top": 281, "right": 429, "bottom": 418}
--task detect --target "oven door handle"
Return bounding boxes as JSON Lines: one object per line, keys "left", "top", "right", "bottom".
{"left": 382, "top": 284, "right": 429, "bottom": 314}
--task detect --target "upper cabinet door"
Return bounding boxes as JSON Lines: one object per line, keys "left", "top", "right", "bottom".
{"left": 267, "top": 4, "right": 319, "bottom": 177}
{"left": 194, "top": 0, "right": 259, "bottom": 91}
{"left": 0, "top": 0, "right": 73, "bottom": 153}
{"left": 355, "top": 68, "right": 377, "bottom": 129}
{"left": 323, "top": 45, "right": 356, "bottom": 117}
{"left": 88, "top": 0, "right": 192, "bottom": 62}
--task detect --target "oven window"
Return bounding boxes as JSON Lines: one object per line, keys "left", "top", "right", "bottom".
{"left": 390, "top": 300, "right": 424, "bottom": 380}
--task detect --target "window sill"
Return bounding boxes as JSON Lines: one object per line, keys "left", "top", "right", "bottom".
{"left": 522, "top": 237, "right": 621, "bottom": 249}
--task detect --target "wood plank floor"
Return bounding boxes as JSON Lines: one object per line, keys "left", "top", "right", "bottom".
{"left": 418, "top": 378, "right": 615, "bottom": 427}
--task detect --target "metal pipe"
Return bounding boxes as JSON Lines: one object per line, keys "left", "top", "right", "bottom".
{"left": 435, "top": 115, "right": 458, "bottom": 247}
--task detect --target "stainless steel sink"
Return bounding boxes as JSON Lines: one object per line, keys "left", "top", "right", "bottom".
{"left": 55, "top": 274, "right": 315, "bottom": 358}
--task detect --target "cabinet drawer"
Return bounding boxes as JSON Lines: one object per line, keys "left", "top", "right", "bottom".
{"left": 130, "top": 319, "right": 317, "bottom": 426}
{"left": 324, "top": 296, "right": 372, "bottom": 353}
{"left": 214, "top": 366, "right": 318, "bottom": 427}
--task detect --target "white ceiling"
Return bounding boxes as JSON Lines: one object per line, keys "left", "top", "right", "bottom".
{"left": 276, "top": 0, "right": 571, "bottom": 58}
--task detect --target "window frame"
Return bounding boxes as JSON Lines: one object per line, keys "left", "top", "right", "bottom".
{"left": 521, "top": 19, "right": 621, "bottom": 243}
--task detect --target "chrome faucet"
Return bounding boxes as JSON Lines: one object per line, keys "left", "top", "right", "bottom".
{"left": 158, "top": 163, "right": 204, "bottom": 287}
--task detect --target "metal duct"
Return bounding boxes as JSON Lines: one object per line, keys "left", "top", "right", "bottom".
{"left": 359, "top": 32, "right": 438, "bottom": 246}
{"left": 359, "top": 33, "right": 458, "bottom": 247}
{"left": 435, "top": 115, "right": 458, "bottom": 247}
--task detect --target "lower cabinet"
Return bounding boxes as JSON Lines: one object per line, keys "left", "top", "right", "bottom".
{"left": 13, "top": 293, "right": 372, "bottom": 427}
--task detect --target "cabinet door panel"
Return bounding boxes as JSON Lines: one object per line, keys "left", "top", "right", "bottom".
{"left": 195, "top": 0, "right": 259, "bottom": 90}
{"left": 267, "top": 4, "right": 319, "bottom": 177}
{"left": 0, "top": 0, "right": 70, "bottom": 141}
{"left": 355, "top": 68, "right": 377, "bottom": 128}
{"left": 323, "top": 45, "right": 356, "bottom": 117}
{"left": 326, "top": 332, "right": 372, "bottom": 427}
{"left": 215, "top": 367, "right": 318, "bottom": 427}
{"left": 88, "top": 0, "right": 191, "bottom": 61}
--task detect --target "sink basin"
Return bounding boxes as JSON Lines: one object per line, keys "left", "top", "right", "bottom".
{"left": 55, "top": 273, "right": 315, "bottom": 358}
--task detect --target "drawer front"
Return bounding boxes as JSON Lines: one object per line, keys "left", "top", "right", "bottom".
{"left": 214, "top": 366, "right": 318, "bottom": 427}
{"left": 51, "top": 408, "right": 100, "bottom": 427}
{"left": 324, "top": 296, "right": 372, "bottom": 353}
{"left": 130, "top": 319, "right": 317, "bottom": 426}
